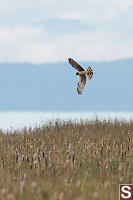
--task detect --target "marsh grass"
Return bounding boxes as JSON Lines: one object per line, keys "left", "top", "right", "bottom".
{"left": 0, "top": 119, "right": 133, "bottom": 199}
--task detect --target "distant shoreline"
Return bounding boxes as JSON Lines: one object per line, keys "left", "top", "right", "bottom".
{"left": 0, "top": 111, "right": 133, "bottom": 131}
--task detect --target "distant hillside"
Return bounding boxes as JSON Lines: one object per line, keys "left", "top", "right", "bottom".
{"left": 0, "top": 59, "right": 133, "bottom": 111}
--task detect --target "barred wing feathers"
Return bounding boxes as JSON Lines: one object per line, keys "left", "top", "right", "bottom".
{"left": 77, "top": 74, "right": 86, "bottom": 95}
{"left": 68, "top": 58, "right": 85, "bottom": 71}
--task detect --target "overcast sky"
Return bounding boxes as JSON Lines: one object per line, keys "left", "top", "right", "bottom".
{"left": 0, "top": 0, "right": 133, "bottom": 63}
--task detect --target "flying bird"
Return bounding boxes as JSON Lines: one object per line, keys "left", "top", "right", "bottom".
{"left": 68, "top": 58, "right": 93, "bottom": 95}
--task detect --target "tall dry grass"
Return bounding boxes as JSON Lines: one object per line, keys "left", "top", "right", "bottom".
{"left": 0, "top": 119, "right": 132, "bottom": 200}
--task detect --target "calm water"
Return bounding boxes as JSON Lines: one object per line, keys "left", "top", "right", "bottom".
{"left": 1, "top": 111, "right": 133, "bottom": 131}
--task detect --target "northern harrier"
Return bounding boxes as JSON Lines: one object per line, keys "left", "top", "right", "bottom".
{"left": 68, "top": 58, "right": 93, "bottom": 95}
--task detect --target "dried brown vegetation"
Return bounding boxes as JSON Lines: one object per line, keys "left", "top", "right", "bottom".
{"left": 0, "top": 120, "right": 133, "bottom": 199}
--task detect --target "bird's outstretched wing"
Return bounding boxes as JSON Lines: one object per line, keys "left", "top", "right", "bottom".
{"left": 77, "top": 75, "right": 86, "bottom": 95}
{"left": 68, "top": 58, "right": 85, "bottom": 71}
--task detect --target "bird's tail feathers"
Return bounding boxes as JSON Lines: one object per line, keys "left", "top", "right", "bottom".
{"left": 86, "top": 66, "right": 93, "bottom": 80}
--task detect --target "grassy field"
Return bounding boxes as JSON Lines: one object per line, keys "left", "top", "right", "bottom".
{"left": 0, "top": 119, "right": 133, "bottom": 200}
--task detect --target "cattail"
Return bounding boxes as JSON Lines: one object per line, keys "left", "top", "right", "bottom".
{"left": 31, "top": 156, "right": 33, "bottom": 163}
{"left": 72, "top": 154, "right": 75, "bottom": 164}
{"left": 41, "top": 168, "right": 44, "bottom": 174}
{"left": 15, "top": 151, "right": 18, "bottom": 163}
{"left": 124, "top": 150, "right": 127, "bottom": 157}
{"left": 26, "top": 156, "right": 29, "bottom": 163}
{"left": 33, "top": 160, "right": 38, "bottom": 168}
{"left": 34, "top": 153, "right": 37, "bottom": 160}
{"left": 22, "top": 154, "right": 25, "bottom": 163}
{"left": 42, "top": 151, "right": 45, "bottom": 158}
{"left": 2, "top": 157, "right": 4, "bottom": 169}
{"left": 38, "top": 148, "right": 40, "bottom": 154}
{"left": 38, "top": 156, "right": 40, "bottom": 163}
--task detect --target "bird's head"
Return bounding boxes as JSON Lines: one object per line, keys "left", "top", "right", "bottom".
{"left": 76, "top": 72, "right": 79, "bottom": 75}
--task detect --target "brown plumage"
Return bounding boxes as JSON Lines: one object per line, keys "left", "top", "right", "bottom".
{"left": 68, "top": 58, "right": 93, "bottom": 95}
